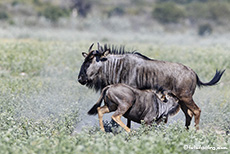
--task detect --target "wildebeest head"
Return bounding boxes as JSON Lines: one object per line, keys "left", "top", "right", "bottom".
{"left": 78, "top": 43, "right": 109, "bottom": 85}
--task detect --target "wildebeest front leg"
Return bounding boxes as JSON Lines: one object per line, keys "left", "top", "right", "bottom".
{"left": 97, "top": 105, "right": 110, "bottom": 132}
{"left": 112, "top": 115, "right": 131, "bottom": 133}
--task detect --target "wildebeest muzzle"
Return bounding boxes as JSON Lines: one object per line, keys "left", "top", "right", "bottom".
{"left": 78, "top": 73, "right": 88, "bottom": 85}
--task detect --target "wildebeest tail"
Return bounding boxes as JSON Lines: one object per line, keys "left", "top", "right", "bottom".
{"left": 87, "top": 86, "right": 110, "bottom": 115}
{"left": 168, "top": 104, "right": 180, "bottom": 117}
{"left": 196, "top": 69, "right": 225, "bottom": 87}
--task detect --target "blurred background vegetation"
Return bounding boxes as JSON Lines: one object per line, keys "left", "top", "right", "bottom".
{"left": 0, "top": 0, "right": 230, "bottom": 36}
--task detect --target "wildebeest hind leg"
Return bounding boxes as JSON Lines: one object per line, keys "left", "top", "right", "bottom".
{"left": 181, "top": 98, "right": 201, "bottom": 130}
{"left": 180, "top": 102, "right": 193, "bottom": 129}
{"left": 97, "top": 105, "right": 110, "bottom": 132}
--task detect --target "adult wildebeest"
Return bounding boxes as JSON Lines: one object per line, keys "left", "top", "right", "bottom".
{"left": 88, "top": 84, "right": 180, "bottom": 132}
{"left": 78, "top": 43, "right": 225, "bottom": 130}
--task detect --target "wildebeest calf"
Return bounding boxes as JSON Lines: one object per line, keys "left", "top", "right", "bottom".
{"left": 88, "top": 84, "right": 180, "bottom": 132}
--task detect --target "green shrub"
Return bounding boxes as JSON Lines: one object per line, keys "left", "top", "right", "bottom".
{"left": 156, "top": 0, "right": 193, "bottom": 4}
{"left": 8, "top": 19, "right": 15, "bottom": 25}
{"left": 33, "top": 0, "right": 41, "bottom": 5}
{"left": 0, "top": 11, "right": 9, "bottom": 20}
{"left": 186, "top": 2, "right": 230, "bottom": 22}
{"left": 108, "top": 6, "right": 125, "bottom": 17}
{"left": 39, "top": 5, "right": 70, "bottom": 22}
{"left": 207, "top": 2, "right": 230, "bottom": 21}
{"left": 153, "top": 2, "right": 185, "bottom": 24}
{"left": 71, "top": 0, "right": 91, "bottom": 17}
{"left": 11, "top": 1, "right": 19, "bottom": 6}
{"left": 198, "top": 23, "right": 212, "bottom": 36}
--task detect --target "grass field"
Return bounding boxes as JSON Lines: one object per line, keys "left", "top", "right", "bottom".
{"left": 0, "top": 29, "right": 229, "bottom": 153}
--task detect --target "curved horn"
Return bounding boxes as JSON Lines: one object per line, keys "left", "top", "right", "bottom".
{"left": 97, "top": 42, "right": 103, "bottom": 53}
{"left": 88, "top": 43, "right": 94, "bottom": 52}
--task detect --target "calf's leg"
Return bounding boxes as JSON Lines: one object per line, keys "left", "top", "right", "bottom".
{"left": 127, "top": 119, "right": 131, "bottom": 128}
{"left": 97, "top": 105, "right": 110, "bottom": 132}
{"left": 111, "top": 104, "right": 132, "bottom": 132}
{"left": 112, "top": 115, "right": 131, "bottom": 133}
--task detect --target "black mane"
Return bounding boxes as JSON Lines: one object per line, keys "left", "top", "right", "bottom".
{"left": 101, "top": 44, "right": 152, "bottom": 60}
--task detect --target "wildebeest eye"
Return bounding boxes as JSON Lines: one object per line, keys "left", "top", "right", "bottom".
{"left": 96, "top": 56, "right": 100, "bottom": 62}
{"left": 95, "top": 56, "right": 107, "bottom": 62}
{"left": 100, "top": 57, "right": 107, "bottom": 61}
{"left": 89, "top": 55, "right": 95, "bottom": 60}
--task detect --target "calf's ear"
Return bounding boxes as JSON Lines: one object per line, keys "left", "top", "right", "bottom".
{"left": 82, "top": 52, "right": 88, "bottom": 58}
